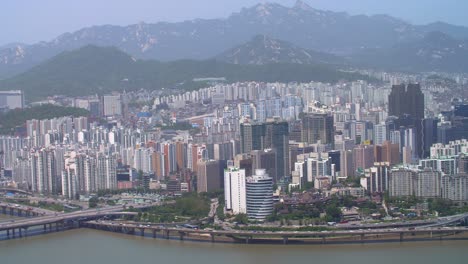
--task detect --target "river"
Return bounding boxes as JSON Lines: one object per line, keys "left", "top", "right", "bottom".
{"left": 0, "top": 228, "right": 466, "bottom": 264}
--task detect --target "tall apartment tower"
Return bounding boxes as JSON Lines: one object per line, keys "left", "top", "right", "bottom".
{"left": 301, "top": 113, "right": 334, "bottom": 145}
{"left": 364, "top": 162, "right": 390, "bottom": 193}
{"left": 224, "top": 167, "right": 247, "bottom": 214}
{"left": 389, "top": 168, "right": 415, "bottom": 197}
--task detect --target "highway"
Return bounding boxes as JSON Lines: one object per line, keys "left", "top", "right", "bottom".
{"left": 416, "top": 213, "right": 468, "bottom": 229}
{"left": 0, "top": 202, "right": 158, "bottom": 231}
{"left": 0, "top": 201, "right": 56, "bottom": 216}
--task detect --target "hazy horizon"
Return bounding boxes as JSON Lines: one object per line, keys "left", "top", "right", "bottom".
{"left": 2, "top": 0, "right": 468, "bottom": 46}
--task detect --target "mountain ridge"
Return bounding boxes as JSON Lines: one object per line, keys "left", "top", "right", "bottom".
{"left": 2, "top": 1, "right": 468, "bottom": 78}
{"left": 215, "top": 34, "right": 345, "bottom": 65}
{"left": 0, "top": 45, "right": 369, "bottom": 100}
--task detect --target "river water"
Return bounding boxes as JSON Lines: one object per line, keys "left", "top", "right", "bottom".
{"left": 0, "top": 228, "right": 466, "bottom": 264}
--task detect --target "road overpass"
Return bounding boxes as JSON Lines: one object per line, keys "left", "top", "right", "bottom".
{"left": 0, "top": 201, "right": 55, "bottom": 217}
{"left": 0, "top": 202, "right": 157, "bottom": 239}
{"left": 0, "top": 188, "right": 32, "bottom": 196}
{"left": 416, "top": 213, "right": 468, "bottom": 229}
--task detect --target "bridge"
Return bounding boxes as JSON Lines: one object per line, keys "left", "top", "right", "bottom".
{"left": 416, "top": 213, "right": 468, "bottom": 229}
{"left": 0, "top": 188, "right": 32, "bottom": 196}
{"left": 84, "top": 220, "right": 468, "bottom": 244}
{"left": 0, "top": 202, "right": 157, "bottom": 239}
{"left": 0, "top": 201, "right": 55, "bottom": 217}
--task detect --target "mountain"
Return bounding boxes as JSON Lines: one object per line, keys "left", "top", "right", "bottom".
{"left": 353, "top": 31, "right": 468, "bottom": 72}
{"left": 215, "top": 34, "right": 344, "bottom": 65}
{"left": 418, "top": 22, "right": 468, "bottom": 40}
{"left": 3, "top": 1, "right": 468, "bottom": 79}
{"left": 0, "top": 45, "right": 369, "bottom": 100}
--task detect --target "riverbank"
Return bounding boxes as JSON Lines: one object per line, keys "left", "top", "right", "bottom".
{"left": 1, "top": 229, "right": 466, "bottom": 264}
{"left": 83, "top": 223, "right": 468, "bottom": 245}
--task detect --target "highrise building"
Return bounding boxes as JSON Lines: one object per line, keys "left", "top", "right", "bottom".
{"left": 30, "top": 148, "right": 58, "bottom": 195}
{"left": 264, "top": 120, "right": 289, "bottom": 179}
{"left": 240, "top": 122, "right": 265, "bottom": 154}
{"left": 224, "top": 167, "right": 247, "bottom": 214}
{"left": 442, "top": 174, "right": 468, "bottom": 201}
{"left": 102, "top": 94, "right": 122, "bottom": 117}
{"left": 374, "top": 123, "right": 387, "bottom": 146}
{"left": 388, "top": 84, "right": 425, "bottom": 158}
{"left": 251, "top": 149, "right": 277, "bottom": 182}
{"left": 234, "top": 153, "right": 253, "bottom": 177}
{"left": 415, "top": 169, "right": 441, "bottom": 198}
{"left": 246, "top": 169, "right": 274, "bottom": 221}
{"left": 388, "top": 84, "right": 424, "bottom": 120}
{"left": 353, "top": 145, "right": 375, "bottom": 171}
{"left": 364, "top": 162, "right": 390, "bottom": 193}
{"left": 62, "top": 154, "right": 78, "bottom": 199}
{"left": 301, "top": 113, "right": 334, "bottom": 145}
{"left": 197, "top": 160, "right": 226, "bottom": 193}
{"left": 306, "top": 155, "right": 331, "bottom": 182}
{"left": 389, "top": 168, "right": 415, "bottom": 197}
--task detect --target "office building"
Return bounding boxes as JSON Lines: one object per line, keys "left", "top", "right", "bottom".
{"left": 240, "top": 122, "right": 265, "bottom": 154}
{"left": 197, "top": 160, "right": 226, "bottom": 193}
{"left": 301, "top": 113, "right": 334, "bottom": 145}
{"left": 264, "top": 120, "right": 289, "bottom": 179}
{"left": 388, "top": 84, "right": 424, "bottom": 120}
{"left": 246, "top": 169, "right": 274, "bottom": 221}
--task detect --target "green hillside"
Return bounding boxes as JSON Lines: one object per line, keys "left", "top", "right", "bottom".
{"left": 0, "top": 45, "right": 369, "bottom": 101}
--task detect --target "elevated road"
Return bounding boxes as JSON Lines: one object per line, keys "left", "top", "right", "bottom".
{"left": 417, "top": 213, "right": 468, "bottom": 229}
{"left": 0, "top": 201, "right": 55, "bottom": 217}
{"left": 0, "top": 202, "right": 158, "bottom": 232}
{"left": 0, "top": 188, "right": 32, "bottom": 196}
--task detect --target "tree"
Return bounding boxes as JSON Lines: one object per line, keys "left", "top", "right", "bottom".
{"left": 325, "top": 205, "right": 342, "bottom": 222}
{"left": 234, "top": 213, "right": 249, "bottom": 225}
{"left": 88, "top": 197, "right": 99, "bottom": 208}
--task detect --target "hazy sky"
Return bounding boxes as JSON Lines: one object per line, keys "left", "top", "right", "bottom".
{"left": 2, "top": 0, "right": 467, "bottom": 45}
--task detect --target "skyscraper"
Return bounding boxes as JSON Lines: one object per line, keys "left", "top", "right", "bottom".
{"left": 264, "top": 120, "right": 289, "bottom": 179}
{"left": 197, "top": 160, "right": 226, "bottom": 193}
{"left": 388, "top": 83, "right": 425, "bottom": 158}
{"left": 388, "top": 84, "right": 424, "bottom": 120}
{"left": 301, "top": 113, "right": 334, "bottom": 145}
{"left": 251, "top": 149, "right": 277, "bottom": 182}
{"left": 246, "top": 169, "right": 274, "bottom": 221}
{"left": 240, "top": 122, "right": 265, "bottom": 154}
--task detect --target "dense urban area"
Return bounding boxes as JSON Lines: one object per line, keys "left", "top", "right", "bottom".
{"left": 1, "top": 1, "right": 468, "bottom": 248}
{"left": 1, "top": 70, "right": 468, "bottom": 232}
